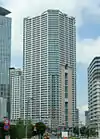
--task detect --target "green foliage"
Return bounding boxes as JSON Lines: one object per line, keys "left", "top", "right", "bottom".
{"left": 73, "top": 125, "right": 97, "bottom": 137}
{"left": 27, "top": 123, "right": 33, "bottom": 138}
{"left": 89, "top": 128, "right": 97, "bottom": 137}
{"left": 36, "top": 122, "right": 46, "bottom": 135}
{"left": 10, "top": 125, "right": 17, "bottom": 139}
{"left": 15, "top": 119, "right": 25, "bottom": 139}
{"left": 0, "top": 119, "right": 46, "bottom": 139}
{"left": 73, "top": 126, "right": 79, "bottom": 135}
{"left": 9, "top": 119, "right": 34, "bottom": 139}
{"left": 80, "top": 126, "right": 87, "bottom": 136}
{"left": 0, "top": 122, "right": 5, "bottom": 138}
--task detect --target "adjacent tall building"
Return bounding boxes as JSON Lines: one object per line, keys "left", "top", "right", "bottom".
{"left": 0, "top": 7, "right": 11, "bottom": 120}
{"left": 75, "top": 108, "right": 79, "bottom": 126}
{"left": 23, "top": 10, "right": 76, "bottom": 128}
{"left": 9, "top": 68, "right": 23, "bottom": 121}
{"left": 88, "top": 57, "right": 100, "bottom": 137}
{"left": 85, "top": 111, "right": 89, "bottom": 126}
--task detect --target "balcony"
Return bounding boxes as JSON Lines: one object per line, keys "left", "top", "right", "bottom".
{"left": 65, "top": 98, "right": 68, "bottom": 102}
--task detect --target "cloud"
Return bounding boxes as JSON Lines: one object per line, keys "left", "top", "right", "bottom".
{"left": 78, "top": 104, "right": 88, "bottom": 114}
{"left": 77, "top": 37, "right": 100, "bottom": 64}
{"left": 2, "top": 0, "right": 100, "bottom": 65}
{"left": 6, "top": 0, "right": 85, "bottom": 59}
{"left": 78, "top": 104, "right": 88, "bottom": 123}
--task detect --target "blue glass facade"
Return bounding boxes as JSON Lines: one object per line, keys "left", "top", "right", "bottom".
{"left": 0, "top": 7, "right": 11, "bottom": 119}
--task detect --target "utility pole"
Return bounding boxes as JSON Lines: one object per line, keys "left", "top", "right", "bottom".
{"left": 25, "top": 100, "right": 28, "bottom": 139}
{"left": 25, "top": 97, "right": 33, "bottom": 139}
{"left": 79, "top": 122, "right": 80, "bottom": 138}
{"left": 78, "top": 109, "right": 80, "bottom": 138}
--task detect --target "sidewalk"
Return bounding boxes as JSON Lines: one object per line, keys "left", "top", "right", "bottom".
{"left": 31, "top": 136, "right": 39, "bottom": 139}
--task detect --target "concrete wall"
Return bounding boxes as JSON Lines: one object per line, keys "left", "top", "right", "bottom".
{"left": 68, "top": 67, "right": 72, "bottom": 127}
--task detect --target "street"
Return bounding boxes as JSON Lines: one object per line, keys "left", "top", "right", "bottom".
{"left": 50, "top": 135, "right": 61, "bottom": 139}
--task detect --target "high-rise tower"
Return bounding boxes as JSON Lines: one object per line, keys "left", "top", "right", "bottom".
{"left": 0, "top": 7, "right": 11, "bottom": 120}
{"left": 88, "top": 57, "right": 100, "bottom": 137}
{"left": 23, "top": 10, "right": 76, "bottom": 128}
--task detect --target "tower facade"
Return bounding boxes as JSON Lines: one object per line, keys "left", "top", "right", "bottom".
{"left": 23, "top": 10, "right": 76, "bottom": 128}
{"left": 0, "top": 7, "right": 11, "bottom": 120}
{"left": 88, "top": 57, "right": 100, "bottom": 137}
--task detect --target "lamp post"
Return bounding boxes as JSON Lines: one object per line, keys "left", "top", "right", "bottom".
{"left": 25, "top": 97, "right": 33, "bottom": 139}
{"left": 89, "top": 118, "right": 93, "bottom": 139}
{"left": 98, "top": 91, "right": 100, "bottom": 138}
{"left": 79, "top": 122, "right": 80, "bottom": 138}
{"left": 78, "top": 109, "right": 80, "bottom": 138}
{"left": 79, "top": 121, "right": 82, "bottom": 138}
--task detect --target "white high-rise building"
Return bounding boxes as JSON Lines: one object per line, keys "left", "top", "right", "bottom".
{"left": 23, "top": 10, "right": 76, "bottom": 128}
{"left": 9, "top": 68, "right": 23, "bottom": 121}
{"left": 88, "top": 57, "right": 100, "bottom": 137}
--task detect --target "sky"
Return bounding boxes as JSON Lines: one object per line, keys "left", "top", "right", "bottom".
{"left": 2, "top": 0, "right": 100, "bottom": 122}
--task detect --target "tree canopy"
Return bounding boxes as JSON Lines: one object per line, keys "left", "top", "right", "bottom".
{"left": 73, "top": 126, "right": 97, "bottom": 137}
{"left": 0, "top": 119, "right": 46, "bottom": 139}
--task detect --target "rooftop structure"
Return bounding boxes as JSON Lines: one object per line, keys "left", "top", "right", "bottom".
{"left": 0, "top": 7, "right": 11, "bottom": 16}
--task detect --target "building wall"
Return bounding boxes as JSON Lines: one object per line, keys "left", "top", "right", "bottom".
{"left": 85, "top": 111, "right": 89, "bottom": 126}
{"left": 0, "top": 98, "right": 7, "bottom": 120}
{"left": 60, "top": 66, "right": 65, "bottom": 126}
{"left": 0, "top": 9, "right": 11, "bottom": 120}
{"left": 68, "top": 67, "right": 73, "bottom": 127}
{"left": 75, "top": 108, "right": 79, "bottom": 126}
{"left": 9, "top": 68, "right": 23, "bottom": 121}
{"left": 23, "top": 10, "right": 76, "bottom": 128}
{"left": 88, "top": 57, "right": 100, "bottom": 128}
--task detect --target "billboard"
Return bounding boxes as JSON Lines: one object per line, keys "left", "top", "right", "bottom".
{"left": 62, "top": 132, "right": 68, "bottom": 137}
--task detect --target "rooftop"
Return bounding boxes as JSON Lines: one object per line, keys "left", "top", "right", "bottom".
{"left": 0, "top": 7, "right": 11, "bottom": 16}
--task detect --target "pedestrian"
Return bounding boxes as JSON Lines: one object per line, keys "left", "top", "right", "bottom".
{"left": 43, "top": 132, "right": 50, "bottom": 139}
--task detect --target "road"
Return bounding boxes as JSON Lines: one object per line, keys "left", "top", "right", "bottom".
{"left": 50, "top": 135, "right": 57, "bottom": 139}
{"left": 50, "top": 135, "right": 61, "bottom": 139}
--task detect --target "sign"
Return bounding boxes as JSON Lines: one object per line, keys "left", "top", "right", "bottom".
{"left": 62, "top": 132, "right": 68, "bottom": 137}
{"left": 4, "top": 125, "right": 9, "bottom": 130}
{"left": 4, "top": 119, "right": 9, "bottom": 124}
{"left": 5, "top": 135, "right": 10, "bottom": 139}
{"left": 4, "top": 118, "right": 10, "bottom": 131}
{"left": 34, "top": 126, "right": 36, "bottom": 131}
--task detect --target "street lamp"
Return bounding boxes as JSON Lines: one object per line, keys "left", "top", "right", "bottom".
{"left": 79, "top": 121, "right": 82, "bottom": 138}
{"left": 79, "top": 122, "right": 80, "bottom": 138}
{"left": 98, "top": 91, "right": 100, "bottom": 138}
{"left": 78, "top": 109, "right": 80, "bottom": 138}
{"left": 25, "top": 97, "right": 34, "bottom": 138}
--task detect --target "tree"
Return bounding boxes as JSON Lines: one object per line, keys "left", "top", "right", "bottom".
{"left": 15, "top": 119, "right": 25, "bottom": 139}
{"left": 89, "top": 128, "right": 97, "bottom": 137}
{"left": 36, "top": 122, "right": 46, "bottom": 136}
{"left": 73, "top": 126, "right": 79, "bottom": 135}
{"left": 80, "top": 126, "right": 87, "bottom": 136}
{"left": 85, "top": 127, "right": 89, "bottom": 137}
{"left": 73, "top": 126, "right": 97, "bottom": 137}
{"left": 27, "top": 121, "right": 33, "bottom": 138}
{"left": 10, "top": 125, "right": 17, "bottom": 139}
{"left": 79, "top": 126, "right": 97, "bottom": 138}
{"left": 10, "top": 119, "right": 34, "bottom": 139}
{"left": 0, "top": 122, "right": 4, "bottom": 139}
